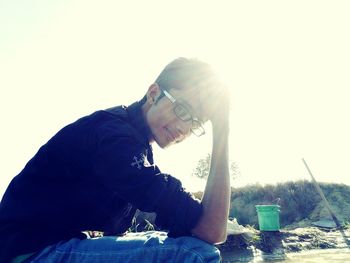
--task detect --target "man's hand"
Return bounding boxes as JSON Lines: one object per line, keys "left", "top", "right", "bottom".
{"left": 199, "top": 83, "right": 231, "bottom": 128}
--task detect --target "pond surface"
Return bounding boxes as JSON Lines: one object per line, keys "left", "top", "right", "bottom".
{"left": 221, "top": 248, "right": 350, "bottom": 262}
{"left": 284, "top": 249, "right": 350, "bottom": 262}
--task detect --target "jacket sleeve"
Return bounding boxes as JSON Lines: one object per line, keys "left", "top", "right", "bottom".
{"left": 93, "top": 135, "right": 203, "bottom": 237}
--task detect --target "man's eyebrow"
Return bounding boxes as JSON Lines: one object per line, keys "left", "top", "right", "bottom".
{"left": 180, "top": 100, "right": 192, "bottom": 110}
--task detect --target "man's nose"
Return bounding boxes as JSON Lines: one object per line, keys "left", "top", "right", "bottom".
{"left": 176, "top": 119, "right": 192, "bottom": 136}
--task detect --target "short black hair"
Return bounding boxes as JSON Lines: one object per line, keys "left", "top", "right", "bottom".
{"left": 155, "top": 57, "right": 216, "bottom": 92}
{"left": 140, "top": 57, "right": 221, "bottom": 105}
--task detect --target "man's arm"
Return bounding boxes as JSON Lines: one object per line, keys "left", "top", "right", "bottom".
{"left": 191, "top": 113, "right": 230, "bottom": 244}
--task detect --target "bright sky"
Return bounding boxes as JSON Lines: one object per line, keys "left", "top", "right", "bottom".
{"left": 1, "top": 1, "right": 349, "bottom": 197}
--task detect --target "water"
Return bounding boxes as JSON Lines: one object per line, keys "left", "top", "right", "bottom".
{"left": 221, "top": 248, "right": 350, "bottom": 262}
{"left": 285, "top": 249, "right": 350, "bottom": 262}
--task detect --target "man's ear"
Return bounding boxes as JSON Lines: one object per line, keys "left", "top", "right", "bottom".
{"left": 147, "top": 83, "right": 162, "bottom": 105}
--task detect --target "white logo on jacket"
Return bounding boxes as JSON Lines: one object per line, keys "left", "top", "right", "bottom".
{"left": 131, "top": 153, "right": 150, "bottom": 170}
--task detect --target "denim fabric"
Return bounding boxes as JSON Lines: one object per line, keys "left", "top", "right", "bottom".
{"left": 26, "top": 231, "right": 221, "bottom": 263}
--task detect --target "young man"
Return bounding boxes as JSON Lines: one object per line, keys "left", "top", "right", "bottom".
{"left": 0, "top": 57, "right": 231, "bottom": 263}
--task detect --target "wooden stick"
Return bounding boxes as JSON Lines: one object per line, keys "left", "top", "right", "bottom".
{"left": 302, "top": 158, "right": 342, "bottom": 228}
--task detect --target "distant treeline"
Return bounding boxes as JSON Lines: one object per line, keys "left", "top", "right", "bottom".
{"left": 193, "top": 180, "right": 350, "bottom": 228}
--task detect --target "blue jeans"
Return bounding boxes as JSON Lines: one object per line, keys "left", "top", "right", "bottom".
{"left": 26, "top": 231, "right": 221, "bottom": 262}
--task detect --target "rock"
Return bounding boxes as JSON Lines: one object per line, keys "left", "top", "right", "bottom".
{"left": 312, "top": 219, "right": 337, "bottom": 229}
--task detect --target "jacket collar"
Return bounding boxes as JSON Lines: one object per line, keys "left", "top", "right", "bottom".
{"left": 126, "top": 101, "right": 153, "bottom": 146}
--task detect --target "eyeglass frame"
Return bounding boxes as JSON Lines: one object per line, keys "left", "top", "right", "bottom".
{"left": 160, "top": 89, "right": 205, "bottom": 137}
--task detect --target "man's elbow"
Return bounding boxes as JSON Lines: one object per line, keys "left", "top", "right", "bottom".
{"left": 210, "top": 232, "right": 227, "bottom": 245}
{"left": 192, "top": 229, "right": 227, "bottom": 245}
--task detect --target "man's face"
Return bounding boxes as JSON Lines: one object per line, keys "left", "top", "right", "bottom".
{"left": 144, "top": 84, "right": 205, "bottom": 148}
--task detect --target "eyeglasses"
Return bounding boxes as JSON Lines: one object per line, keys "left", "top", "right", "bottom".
{"left": 162, "top": 89, "right": 205, "bottom": 137}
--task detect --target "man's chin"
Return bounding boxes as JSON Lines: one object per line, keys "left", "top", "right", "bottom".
{"left": 158, "top": 142, "right": 172, "bottom": 149}
{"left": 155, "top": 138, "right": 174, "bottom": 149}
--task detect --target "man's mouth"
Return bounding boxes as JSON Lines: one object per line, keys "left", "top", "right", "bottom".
{"left": 165, "top": 127, "right": 176, "bottom": 142}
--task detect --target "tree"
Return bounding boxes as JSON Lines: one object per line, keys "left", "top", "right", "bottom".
{"left": 192, "top": 153, "right": 240, "bottom": 181}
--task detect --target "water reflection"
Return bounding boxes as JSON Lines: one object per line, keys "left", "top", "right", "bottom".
{"left": 221, "top": 248, "right": 350, "bottom": 263}
{"left": 285, "top": 248, "right": 350, "bottom": 263}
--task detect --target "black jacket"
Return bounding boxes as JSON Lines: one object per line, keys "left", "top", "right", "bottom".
{"left": 0, "top": 101, "right": 203, "bottom": 262}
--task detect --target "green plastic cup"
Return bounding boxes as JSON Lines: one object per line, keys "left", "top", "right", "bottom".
{"left": 255, "top": 205, "right": 280, "bottom": 231}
